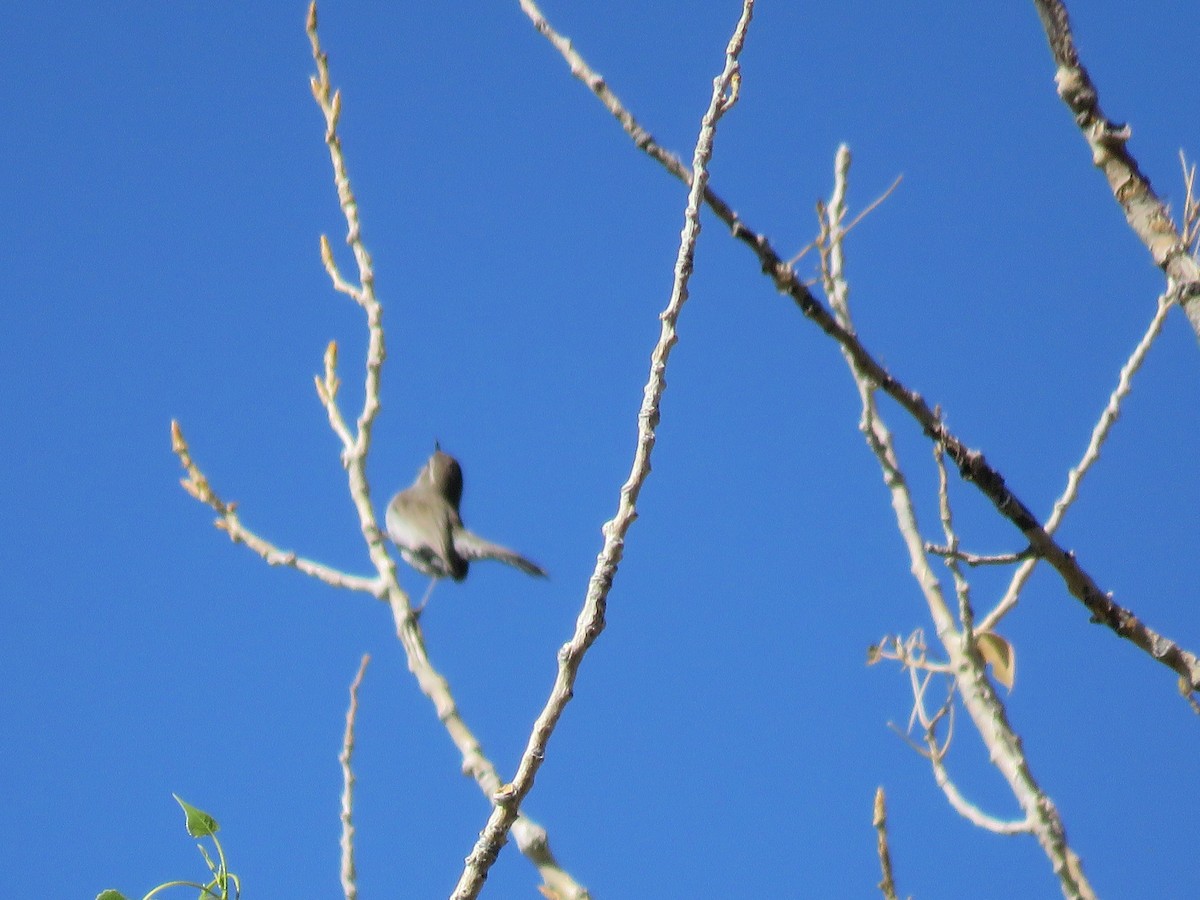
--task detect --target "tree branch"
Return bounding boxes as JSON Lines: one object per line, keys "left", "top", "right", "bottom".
{"left": 450, "top": 3, "right": 756, "bottom": 897}
{"left": 518, "top": 0, "right": 1200, "bottom": 693}
{"left": 175, "top": 7, "right": 591, "bottom": 897}
{"left": 1029, "top": 0, "right": 1200, "bottom": 338}
{"left": 339, "top": 654, "right": 369, "bottom": 900}
{"left": 825, "top": 148, "right": 1093, "bottom": 898}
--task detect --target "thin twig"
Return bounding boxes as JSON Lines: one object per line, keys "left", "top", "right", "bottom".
{"left": 925, "top": 544, "right": 1034, "bottom": 567}
{"left": 980, "top": 292, "right": 1172, "bottom": 632}
{"left": 339, "top": 654, "right": 370, "bottom": 900}
{"left": 873, "top": 788, "right": 899, "bottom": 900}
{"left": 933, "top": 444, "right": 975, "bottom": 636}
{"left": 890, "top": 643, "right": 1031, "bottom": 836}
{"left": 927, "top": 741, "right": 1029, "bottom": 836}
{"left": 1181, "top": 152, "right": 1199, "bottom": 253}
{"left": 789, "top": 174, "right": 901, "bottom": 268}
{"left": 450, "top": 4, "right": 755, "bottom": 897}
{"left": 844, "top": 174, "right": 904, "bottom": 239}
{"left": 171, "top": 421, "right": 384, "bottom": 597}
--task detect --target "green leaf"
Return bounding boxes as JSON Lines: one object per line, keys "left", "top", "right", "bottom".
{"left": 173, "top": 794, "right": 220, "bottom": 838}
{"left": 95, "top": 891, "right": 130, "bottom": 900}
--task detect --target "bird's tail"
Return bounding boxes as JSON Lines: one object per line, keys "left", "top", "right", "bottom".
{"left": 454, "top": 530, "right": 548, "bottom": 578}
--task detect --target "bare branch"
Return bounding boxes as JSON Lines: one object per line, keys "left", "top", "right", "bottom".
{"left": 306, "top": 2, "right": 385, "bottom": 493}
{"left": 303, "top": 8, "right": 591, "bottom": 895}
{"left": 170, "top": 420, "right": 384, "bottom": 596}
{"left": 933, "top": 444, "right": 976, "bottom": 635}
{"left": 176, "top": 7, "right": 589, "bottom": 896}
{"left": 339, "top": 654, "right": 369, "bottom": 900}
{"left": 451, "top": 4, "right": 756, "bottom": 897}
{"left": 873, "top": 788, "right": 899, "bottom": 900}
{"left": 1029, "top": 0, "right": 1200, "bottom": 337}
{"left": 843, "top": 174, "right": 904, "bottom": 240}
{"left": 824, "top": 150, "right": 1093, "bottom": 897}
{"left": 980, "top": 293, "right": 1172, "bottom": 633}
{"left": 789, "top": 174, "right": 901, "bottom": 269}
{"left": 520, "top": 0, "right": 1200, "bottom": 691}
{"left": 927, "top": 745, "right": 1030, "bottom": 836}
{"left": 925, "top": 544, "right": 1034, "bottom": 567}
{"left": 1181, "top": 152, "right": 1200, "bottom": 253}
{"left": 892, "top": 646, "right": 1031, "bottom": 836}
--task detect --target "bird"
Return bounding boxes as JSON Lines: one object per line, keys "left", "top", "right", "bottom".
{"left": 385, "top": 445, "right": 548, "bottom": 585}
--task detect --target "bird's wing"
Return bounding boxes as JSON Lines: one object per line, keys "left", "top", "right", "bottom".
{"left": 386, "top": 493, "right": 463, "bottom": 579}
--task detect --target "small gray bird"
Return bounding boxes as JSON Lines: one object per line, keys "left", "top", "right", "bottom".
{"left": 385, "top": 446, "right": 548, "bottom": 582}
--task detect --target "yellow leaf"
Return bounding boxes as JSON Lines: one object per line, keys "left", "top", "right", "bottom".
{"left": 976, "top": 631, "right": 1016, "bottom": 690}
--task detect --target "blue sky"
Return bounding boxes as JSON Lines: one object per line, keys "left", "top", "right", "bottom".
{"left": 5, "top": 2, "right": 1199, "bottom": 897}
